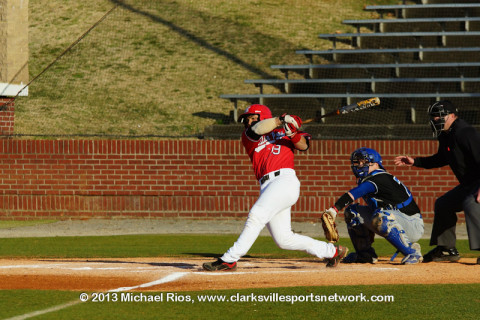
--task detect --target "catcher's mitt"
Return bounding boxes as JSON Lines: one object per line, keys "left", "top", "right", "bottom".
{"left": 321, "top": 210, "right": 339, "bottom": 243}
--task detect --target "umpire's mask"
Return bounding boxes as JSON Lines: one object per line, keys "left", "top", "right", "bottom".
{"left": 427, "top": 100, "right": 458, "bottom": 138}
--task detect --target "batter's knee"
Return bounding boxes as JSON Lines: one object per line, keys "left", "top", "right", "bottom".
{"left": 272, "top": 232, "right": 296, "bottom": 250}
{"left": 275, "top": 241, "right": 292, "bottom": 251}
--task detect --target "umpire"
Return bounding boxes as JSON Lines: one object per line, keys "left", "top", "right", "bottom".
{"left": 395, "top": 100, "right": 480, "bottom": 264}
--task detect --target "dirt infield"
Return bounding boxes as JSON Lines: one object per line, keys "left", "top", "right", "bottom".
{"left": 0, "top": 219, "right": 476, "bottom": 292}
{"left": 1, "top": 257, "right": 479, "bottom": 292}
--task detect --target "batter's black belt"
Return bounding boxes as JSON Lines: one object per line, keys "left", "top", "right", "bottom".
{"left": 260, "top": 170, "right": 281, "bottom": 185}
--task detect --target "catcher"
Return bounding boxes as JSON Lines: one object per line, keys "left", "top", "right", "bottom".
{"left": 321, "top": 147, "right": 424, "bottom": 264}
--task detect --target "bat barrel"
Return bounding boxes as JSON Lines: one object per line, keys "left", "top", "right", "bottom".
{"left": 301, "top": 97, "right": 380, "bottom": 124}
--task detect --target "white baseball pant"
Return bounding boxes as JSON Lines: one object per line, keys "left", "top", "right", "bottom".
{"left": 221, "top": 169, "right": 336, "bottom": 263}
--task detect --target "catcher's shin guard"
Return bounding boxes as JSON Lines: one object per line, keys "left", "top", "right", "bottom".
{"left": 373, "top": 211, "right": 416, "bottom": 257}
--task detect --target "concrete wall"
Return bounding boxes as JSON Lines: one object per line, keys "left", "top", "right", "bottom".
{"left": 0, "top": 0, "right": 29, "bottom": 86}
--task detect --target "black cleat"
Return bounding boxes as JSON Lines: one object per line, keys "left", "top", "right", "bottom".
{"left": 342, "top": 248, "right": 378, "bottom": 264}
{"left": 423, "top": 246, "right": 460, "bottom": 263}
{"left": 203, "top": 258, "right": 237, "bottom": 271}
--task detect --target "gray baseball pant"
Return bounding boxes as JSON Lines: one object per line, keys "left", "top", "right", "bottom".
{"left": 431, "top": 183, "right": 480, "bottom": 251}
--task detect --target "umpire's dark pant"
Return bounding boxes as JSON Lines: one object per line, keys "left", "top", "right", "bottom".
{"left": 431, "top": 183, "right": 480, "bottom": 251}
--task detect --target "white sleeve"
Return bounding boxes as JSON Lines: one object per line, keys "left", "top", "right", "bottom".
{"left": 251, "top": 118, "right": 279, "bottom": 135}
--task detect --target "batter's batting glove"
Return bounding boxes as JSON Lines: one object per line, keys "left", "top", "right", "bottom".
{"left": 279, "top": 113, "right": 302, "bottom": 129}
{"left": 280, "top": 114, "right": 302, "bottom": 138}
{"left": 283, "top": 122, "right": 298, "bottom": 137}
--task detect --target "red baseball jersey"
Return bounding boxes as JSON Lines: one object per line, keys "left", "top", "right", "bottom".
{"left": 242, "top": 128, "right": 310, "bottom": 180}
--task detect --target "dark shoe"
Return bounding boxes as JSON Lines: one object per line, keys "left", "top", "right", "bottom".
{"left": 326, "top": 245, "right": 348, "bottom": 268}
{"left": 477, "top": 257, "right": 480, "bottom": 265}
{"left": 203, "top": 258, "right": 237, "bottom": 271}
{"left": 342, "top": 248, "right": 378, "bottom": 264}
{"left": 423, "top": 246, "right": 460, "bottom": 263}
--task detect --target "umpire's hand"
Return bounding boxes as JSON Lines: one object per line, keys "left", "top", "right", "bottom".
{"left": 394, "top": 155, "right": 414, "bottom": 166}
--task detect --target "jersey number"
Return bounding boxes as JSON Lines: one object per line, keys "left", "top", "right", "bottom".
{"left": 255, "top": 144, "right": 282, "bottom": 154}
{"left": 271, "top": 145, "right": 281, "bottom": 155}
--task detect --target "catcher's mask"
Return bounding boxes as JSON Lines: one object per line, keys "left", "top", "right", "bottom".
{"left": 427, "top": 100, "right": 458, "bottom": 137}
{"left": 350, "top": 147, "right": 385, "bottom": 179}
{"left": 237, "top": 104, "right": 273, "bottom": 124}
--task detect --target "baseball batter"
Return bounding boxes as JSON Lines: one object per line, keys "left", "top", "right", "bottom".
{"left": 203, "top": 104, "right": 347, "bottom": 271}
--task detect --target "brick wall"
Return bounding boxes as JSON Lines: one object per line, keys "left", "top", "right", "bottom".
{"left": 0, "top": 139, "right": 461, "bottom": 223}
{"left": 0, "top": 98, "right": 14, "bottom": 136}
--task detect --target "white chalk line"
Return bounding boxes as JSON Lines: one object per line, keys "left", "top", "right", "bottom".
{"left": 0, "top": 263, "right": 161, "bottom": 273}
{"left": 109, "top": 272, "right": 187, "bottom": 292}
{"left": 3, "top": 272, "right": 187, "bottom": 320}
{"left": 0, "top": 264, "right": 64, "bottom": 269}
{"left": 4, "top": 300, "right": 81, "bottom": 320}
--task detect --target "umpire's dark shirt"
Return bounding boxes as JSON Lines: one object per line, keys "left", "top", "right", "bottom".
{"left": 413, "top": 118, "right": 480, "bottom": 187}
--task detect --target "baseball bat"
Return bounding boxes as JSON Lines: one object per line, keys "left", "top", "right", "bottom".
{"left": 303, "top": 97, "right": 380, "bottom": 124}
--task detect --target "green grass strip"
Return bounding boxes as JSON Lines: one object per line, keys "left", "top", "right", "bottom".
{"left": 2, "top": 284, "right": 479, "bottom": 320}
{"left": 0, "top": 290, "right": 79, "bottom": 319}
{"left": 0, "top": 235, "right": 478, "bottom": 259}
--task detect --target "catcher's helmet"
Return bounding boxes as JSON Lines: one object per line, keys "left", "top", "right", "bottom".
{"left": 427, "top": 100, "right": 458, "bottom": 137}
{"left": 350, "top": 147, "right": 385, "bottom": 179}
{"left": 237, "top": 104, "right": 272, "bottom": 123}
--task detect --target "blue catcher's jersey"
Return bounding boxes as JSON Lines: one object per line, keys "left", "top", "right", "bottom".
{"left": 349, "top": 170, "right": 421, "bottom": 216}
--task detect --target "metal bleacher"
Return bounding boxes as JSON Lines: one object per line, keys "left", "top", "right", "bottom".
{"left": 363, "top": 3, "right": 480, "bottom": 19}
{"left": 270, "top": 62, "right": 480, "bottom": 79}
{"left": 244, "top": 77, "right": 480, "bottom": 95}
{"left": 295, "top": 47, "right": 480, "bottom": 63}
{"left": 211, "top": 1, "right": 480, "bottom": 139}
{"left": 342, "top": 17, "right": 480, "bottom": 33}
{"left": 316, "top": 31, "right": 480, "bottom": 48}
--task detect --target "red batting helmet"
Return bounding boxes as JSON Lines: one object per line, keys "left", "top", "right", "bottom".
{"left": 237, "top": 104, "right": 273, "bottom": 123}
